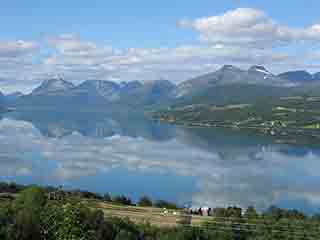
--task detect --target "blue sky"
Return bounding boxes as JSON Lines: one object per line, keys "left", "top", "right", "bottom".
{"left": 0, "top": 0, "right": 320, "bottom": 92}
{"left": 1, "top": 0, "right": 319, "bottom": 47}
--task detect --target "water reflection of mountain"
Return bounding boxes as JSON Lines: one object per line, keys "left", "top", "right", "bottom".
{"left": 1, "top": 111, "right": 320, "bottom": 214}
{"left": 5, "top": 110, "right": 176, "bottom": 141}
{"left": 175, "top": 126, "right": 313, "bottom": 162}
{"left": 5, "top": 110, "right": 314, "bottom": 161}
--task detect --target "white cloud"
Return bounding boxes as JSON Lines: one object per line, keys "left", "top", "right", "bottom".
{"left": 0, "top": 8, "right": 320, "bottom": 92}
{"left": 0, "top": 40, "right": 38, "bottom": 58}
{"left": 40, "top": 34, "right": 295, "bottom": 85}
{"left": 48, "top": 34, "right": 114, "bottom": 58}
{"left": 179, "top": 8, "right": 320, "bottom": 49}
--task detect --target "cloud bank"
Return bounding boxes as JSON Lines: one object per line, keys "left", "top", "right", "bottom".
{"left": 179, "top": 8, "right": 320, "bottom": 48}
{"left": 0, "top": 8, "right": 319, "bottom": 93}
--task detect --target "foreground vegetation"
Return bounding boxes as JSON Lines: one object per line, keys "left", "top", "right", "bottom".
{"left": 1, "top": 182, "right": 320, "bottom": 239}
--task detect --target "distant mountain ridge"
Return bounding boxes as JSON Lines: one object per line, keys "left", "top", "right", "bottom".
{"left": 278, "top": 71, "right": 320, "bottom": 83}
{"left": 0, "top": 91, "right": 9, "bottom": 112}
{"left": 5, "top": 92, "right": 24, "bottom": 102}
{"left": 71, "top": 80, "right": 121, "bottom": 102}
{"left": 3, "top": 65, "right": 320, "bottom": 110}
{"left": 8, "top": 78, "right": 177, "bottom": 109}
{"left": 31, "top": 78, "right": 75, "bottom": 95}
{"left": 0, "top": 91, "right": 5, "bottom": 104}
{"left": 174, "top": 65, "right": 291, "bottom": 99}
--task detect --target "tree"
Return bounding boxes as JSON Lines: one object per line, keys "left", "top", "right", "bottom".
{"left": 55, "top": 202, "right": 96, "bottom": 240}
{"left": 154, "top": 200, "right": 178, "bottom": 209}
{"left": 112, "top": 195, "right": 132, "bottom": 206}
{"left": 213, "top": 208, "right": 228, "bottom": 218}
{"left": 13, "top": 186, "right": 47, "bottom": 240}
{"left": 15, "top": 208, "right": 42, "bottom": 240}
{"left": 138, "top": 196, "right": 153, "bottom": 207}
{"left": 244, "top": 206, "right": 258, "bottom": 219}
{"left": 14, "top": 186, "right": 47, "bottom": 212}
{"left": 226, "top": 206, "right": 242, "bottom": 218}
{"left": 103, "top": 193, "right": 111, "bottom": 202}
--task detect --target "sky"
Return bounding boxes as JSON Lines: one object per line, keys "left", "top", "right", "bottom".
{"left": 1, "top": 0, "right": 320, "bottom": 93}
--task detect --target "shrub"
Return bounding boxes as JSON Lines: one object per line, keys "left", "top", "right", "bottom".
{"left": 154, "top": 200, "right": 178, "bottom": 209}
{"left": 112, "top": 195, "right": 132, "bottom": 206}
{"left": 138, "top": 196, "right": 153, "bottom": 207}
{"left": 14, "top": 186, "right": 47, "bottom": 212}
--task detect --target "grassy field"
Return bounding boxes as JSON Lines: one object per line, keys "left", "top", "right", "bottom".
{"left": 0, "top": 193, "right": 207, "bottom": 227}
{"left": 85, "top": 199, "right": 208, "bottom": 227}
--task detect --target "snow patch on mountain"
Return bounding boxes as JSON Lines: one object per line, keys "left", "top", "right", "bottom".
{"left": 249, "top": 66, "right": 272, "bottom": 75}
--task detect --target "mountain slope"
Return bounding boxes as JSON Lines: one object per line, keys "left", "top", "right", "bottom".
{"left": 278, "top": 70, "right": 320, "bottom": 83}
{"left": 0, "top": 91, "right": 5, "bottom": 104}
{"left": 278, "top": 71, "right": 314, "bottom": 83}
{"left": 118, "top": 80, "right": 176, "bottom": 108}
{"left": 5, "top": 92, "right": 24, "bottom": 102}
{"left": 10, "top": 79, "right": 177, "bottom": 109}
{"left": 153, "top": 96, "right": 320, "bottom": 146}
{"left": 172, "top": 65, "right": 297, "bottom": 106}
{"left": 173, "top": 83, "right": 297, "bottom": 107}
{"left": 8, "top": 65, "right": 320, "bottom": 111}
{"left": 31, "top": 78, "right": 75, "bottom": 95}
{"left": 175, "top": 65, "right": 290, "bottom": 99}
{"left": 71, "top": 80, "right": 121, "bottom": 101}
{"left": 0, "top": 91, "right": 7, "bottom": 112}
{"left": 313, "top": 72, "right": 320, "bottom": 81}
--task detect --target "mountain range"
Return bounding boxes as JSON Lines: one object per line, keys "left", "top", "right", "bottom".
{"left": 5, "top": 78, "right": 177, "bottom": 110}
{"left": 2, "top": 65, "right": 320, "bottom": 110}
{"left": 0, "top": 91, "right": 6, "bottom": 112}
{"left": 175, "top": 65, "right": 290, "bottom": 98}
{"left": 278, "top": 71, "right": 320, "bottom": 83}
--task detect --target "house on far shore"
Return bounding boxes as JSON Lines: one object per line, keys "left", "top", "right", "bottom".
{"left": 188, "top": 206, "right": 212, "bottom": 216}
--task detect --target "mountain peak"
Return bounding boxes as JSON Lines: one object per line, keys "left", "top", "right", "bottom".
{"left": 32, "top": 78, "right": 75, "bottom": 95}
{"left": 77, "top": 80, "right": 120, "bottom": 92}
{"left": 220, "top": 65, "right": 240, "bottom": 71}
{"left": 75, "top": 80, "right": 121, "bottom": 101}
{"left": 249, "top": 66, "right": 272, "bottom": 75}
{"left": 313, "top": 72, "right": 320, "bottom": 81}
{"left": 120, "top": 81, "right": 143, "bottom": 90}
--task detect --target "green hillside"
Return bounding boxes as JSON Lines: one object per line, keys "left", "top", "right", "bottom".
{"left": 153, "top": 95, "right": 320, "bottom": 146}
{"left": 173, "top": 84, "right": 296, "bottom": 106}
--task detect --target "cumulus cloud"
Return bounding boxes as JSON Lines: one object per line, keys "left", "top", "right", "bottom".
{"left": 179, "top": 8, "right": 320, "bottom": 48}
{"left": 0, "top": 40, "right": 38, "bottom": 58}
{"left": 48, "top": 34, "right": 115, "bottom": 58}
{"left": 0, "top": 40, "right": 42, "bottom": 92}
{"left": 0, "top": 8, "right": 320, "bottom": 92}
{"left": 40, "top": 34, "right": 296, "bottom": 85}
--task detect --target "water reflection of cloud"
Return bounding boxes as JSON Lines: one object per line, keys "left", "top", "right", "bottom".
{"left": 1, "top": 118, "right": 320, "bottom": 212}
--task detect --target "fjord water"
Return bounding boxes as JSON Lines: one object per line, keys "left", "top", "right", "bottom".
{"left": 1, "top": 110, "right": 320, "bottom": 214}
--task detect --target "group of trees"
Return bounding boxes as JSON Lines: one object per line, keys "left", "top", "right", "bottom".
{"left": 1, "top": 183, "right": 320, "bottom": 239}
{"left": 0, "top": 186, "right": 232, "bottom": 240}
{"left": 0, "top": 182, "right": 178, "bottom": 209}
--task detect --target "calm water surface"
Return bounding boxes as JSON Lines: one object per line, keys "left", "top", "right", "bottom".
{"left": 1, "top": 110, "right": 320, "bottom": 214}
